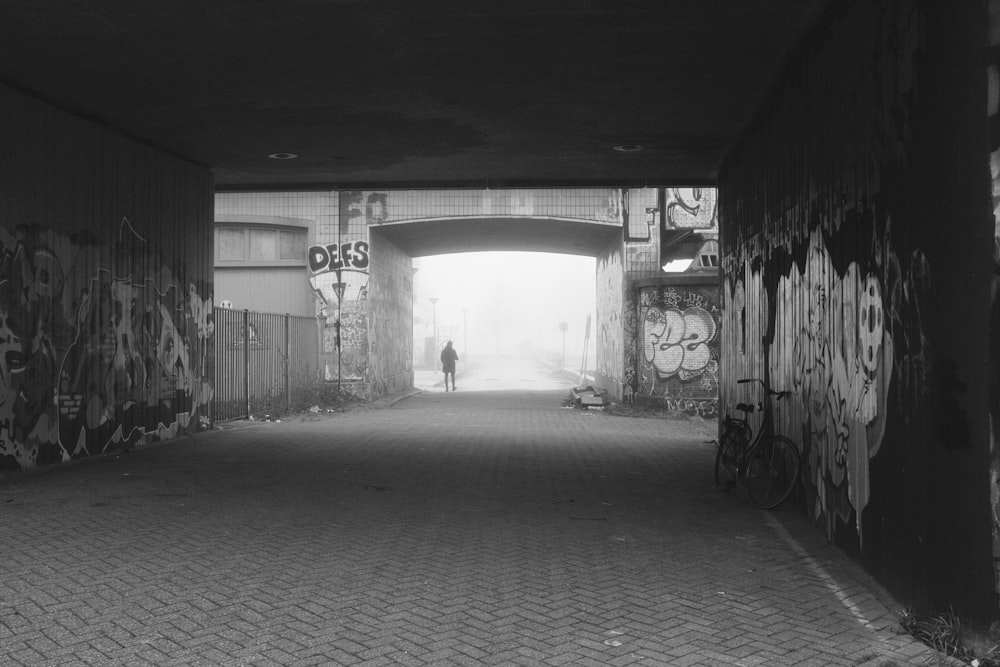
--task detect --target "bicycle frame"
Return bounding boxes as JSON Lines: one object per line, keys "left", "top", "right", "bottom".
{"left": 715, "top": 377, "right": 800, "bottom": 509}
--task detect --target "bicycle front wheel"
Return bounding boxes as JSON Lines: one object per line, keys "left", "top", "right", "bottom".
{"left": 714, "top": 424, "right": 746, "bottom": 489}
{"left": 745, "top": 435, "right": 800, "bottom": 509}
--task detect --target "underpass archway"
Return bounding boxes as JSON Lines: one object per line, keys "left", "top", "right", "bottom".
{"left": 409, "top": 250, "right": 597, "bottom": 393}
{"left": 216, "top": 187, "right": 719, "bottom": 407}
{"left": 323, "top": 188, "right": 639, "bottom": 402}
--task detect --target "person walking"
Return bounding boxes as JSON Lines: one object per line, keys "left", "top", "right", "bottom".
{"left": 440, "top": 340, "right": 459, "bottom": 391}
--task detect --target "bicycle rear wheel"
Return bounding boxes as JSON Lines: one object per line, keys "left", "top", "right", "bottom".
{"left": 714, "top": 422, "right": 746, "bottom": 489}
{"left": 745, "top": 435, "right": 799, "bottom": 509}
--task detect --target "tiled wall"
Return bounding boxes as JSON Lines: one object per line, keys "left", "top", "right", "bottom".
{"left": 215, "top": 192, "right": 338, "bottom": 240}
{"left": 620, "top": 189, "right": 663, "bottom": 401}
{"left": 0, "top": 84, "right": 214, "bottom": 470}
{"left": 354, "top": 188, "right": 624, "bottom": 224}
{"left": 624, "top": 188, "right": 662, "bottom": 276}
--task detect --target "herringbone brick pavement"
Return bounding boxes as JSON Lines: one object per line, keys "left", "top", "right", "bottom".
{"left": 1, "top": 389, "right": 948, "bottom": 666}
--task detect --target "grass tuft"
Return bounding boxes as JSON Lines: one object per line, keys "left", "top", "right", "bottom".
{"left": 899, "top": 608, "right": 1000, "bottom": 666}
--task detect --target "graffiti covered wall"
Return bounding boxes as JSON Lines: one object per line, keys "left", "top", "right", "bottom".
{"left": 348, "top": 188, "right": 625, "bottom": 225}
{"left": 664, "top": 187, "right": 718, "bottom": 231}
{"left": 989, "top": 0, "right": 1000, "bottom": 604}
{"left": 0, "top": 85, "right": 214, "bottom": 470}
{"left": 307, "top": 191, "right": 414, "bottom": 399}
{"left": 719, "top": 1, "right": 995, "bottom": 614}
{"left": 620, "top": 189, "right": 664, "bottom": 404}
{"left": 306, "top": 192, "right": 371, "bottom": 393}
{"left": 634, "top": 277, "right": 720, "bottom": 417}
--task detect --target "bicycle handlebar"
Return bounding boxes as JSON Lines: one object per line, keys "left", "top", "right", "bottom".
{"left": 737, "top": 378, "right": 789, "bottom": 400}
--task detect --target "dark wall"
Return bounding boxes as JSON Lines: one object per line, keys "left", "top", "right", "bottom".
{"left": 986, "top": 0, "right": 1000, "bottom": 608}
{"left": 0, "top": 85, "right": 215, "bottom": 470}
{"left": 718, "top": 0, "right": 995, "bottom": 615}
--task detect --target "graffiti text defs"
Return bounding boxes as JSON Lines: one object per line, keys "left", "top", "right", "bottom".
{"left": 308, "top": 241, "right": 370, "bottom": 275}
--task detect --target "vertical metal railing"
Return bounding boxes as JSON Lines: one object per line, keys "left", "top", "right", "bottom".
{"left": 243, "top": 309, "right": 251, "bottom": 419}
{"left": 212, "top": 307, "right": 319, "bottom": 422}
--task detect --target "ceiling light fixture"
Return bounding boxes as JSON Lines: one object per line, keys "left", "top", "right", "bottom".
{"left": 267, "top": 152, "right": 298, "bottom": 160}
{"left": 613, "top": 144, "right": 643, "bottom": 152}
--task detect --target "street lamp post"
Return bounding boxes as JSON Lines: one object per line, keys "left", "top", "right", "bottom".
{"left": 429, "top": 297, "right": 439, "bottom": 357}
{"left": 461, "top": 307, "right": 468, "bottom": 364}
{"left": 333, "top": 269, "right": 346, "bottom": 393}
{"left": 559, "top": 321, "right": 569, "bottom": 368}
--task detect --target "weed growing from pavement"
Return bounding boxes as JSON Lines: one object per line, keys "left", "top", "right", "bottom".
{"left": 899, "top": 608, "right": 1000, "bottom": 666}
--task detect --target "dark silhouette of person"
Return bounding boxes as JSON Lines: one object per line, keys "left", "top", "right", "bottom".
{"left": 440, "top": 340, "right": 459, "bottom": 391}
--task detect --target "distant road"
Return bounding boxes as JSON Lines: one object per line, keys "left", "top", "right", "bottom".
{"left": 414, "top": 355, "right": 581, "bottom": 393}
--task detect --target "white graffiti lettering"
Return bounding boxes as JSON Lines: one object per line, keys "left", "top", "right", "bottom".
{"left": 643, "top": 306, "right": 717, "bottom": 381}
{"left": 662, "top": 397, "right": 718, "bottom": 418}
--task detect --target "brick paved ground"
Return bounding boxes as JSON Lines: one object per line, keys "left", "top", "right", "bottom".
{"left": 1, "top": 388, "right": 949, "bottom": 666}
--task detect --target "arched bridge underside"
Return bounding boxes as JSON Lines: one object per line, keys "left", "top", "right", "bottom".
{"left": 299, "top": 188, "right": 684, "bottom": 407}
{"left": 372, "top": 216, "right": 622, "bottom": 257}
{"left": 293, "top": 187, "right": 714, "bottom": 411}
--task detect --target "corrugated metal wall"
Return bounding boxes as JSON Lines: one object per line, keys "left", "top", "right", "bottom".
{"left": 718, "top": 0, "right": 994, "bottom": 615}
{"left": 0, "top": 84, "right": 214, "bottom": 470}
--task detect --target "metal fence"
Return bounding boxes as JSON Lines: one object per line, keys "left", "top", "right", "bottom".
{"left": 212, "top": 308, "right": 320, "bottom": 422}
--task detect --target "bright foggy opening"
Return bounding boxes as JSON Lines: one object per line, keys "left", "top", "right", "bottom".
{"left": 412, "top": 251, "right": 596, "bottom": 391}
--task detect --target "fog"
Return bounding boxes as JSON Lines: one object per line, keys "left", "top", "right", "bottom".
{"left": 412, "top": 251, "right": 597, "bottom": 371}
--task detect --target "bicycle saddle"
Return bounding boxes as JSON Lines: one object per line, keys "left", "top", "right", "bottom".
{"left": 736, "top": 402, "right": 755, "bottom": 413}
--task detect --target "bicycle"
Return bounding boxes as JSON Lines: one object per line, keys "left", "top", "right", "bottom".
{"left": 714, "top": 378, "right": 800, "bottom": 509}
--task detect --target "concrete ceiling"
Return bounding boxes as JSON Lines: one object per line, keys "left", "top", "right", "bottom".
{"left": 0, "top": 1, "right": 829, "bottom": 191}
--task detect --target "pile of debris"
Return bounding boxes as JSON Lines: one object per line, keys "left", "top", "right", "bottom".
{"left": 566, "top": 385, "right": 610, "bottom": 409}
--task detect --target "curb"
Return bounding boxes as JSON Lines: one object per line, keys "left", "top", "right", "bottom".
{"left": 369, "top": 388, "right": 423, "bottom": 408}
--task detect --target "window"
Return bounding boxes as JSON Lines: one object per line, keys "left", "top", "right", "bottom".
{"left": 279, "top": 229, "right": 307, "bottom": 260}
{"left": 218, "top": 228, "right": 246, "bottom": 261}
{"left": 249, "top": 229, "right": 278, "bottom": 260}
{"left": 216, "top": 225, "right": 309, "bottom": 265}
